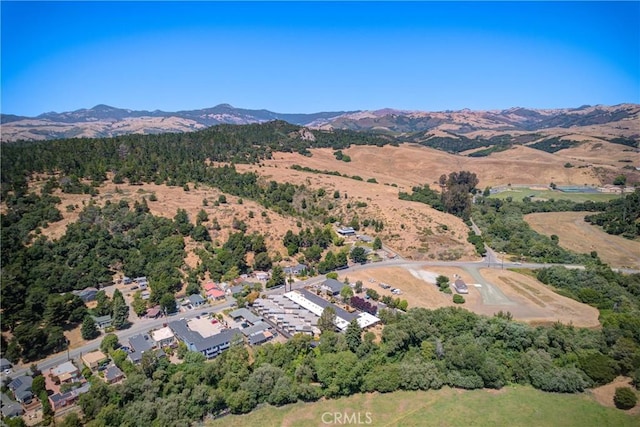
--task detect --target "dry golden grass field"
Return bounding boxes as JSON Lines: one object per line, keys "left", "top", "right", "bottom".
{"left": 525, "top": 212, "right": 640, "bottom": 270}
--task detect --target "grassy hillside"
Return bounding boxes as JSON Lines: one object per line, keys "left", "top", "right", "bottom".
{"left": 207, "top": 386, "right": 639, "bottom": 427}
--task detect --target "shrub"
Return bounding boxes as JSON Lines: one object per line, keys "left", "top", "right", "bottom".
{"left": 614, "top": 387, "right": 638, "bottom": 410}
{"left": 453, "top": 294, "right": 465, "bottom": 304}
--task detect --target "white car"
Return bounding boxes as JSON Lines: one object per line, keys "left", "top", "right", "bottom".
{"left": 3, "top": 369, "right": 11, "bottom": 375}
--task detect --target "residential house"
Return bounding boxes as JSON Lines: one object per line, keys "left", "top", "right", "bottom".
{"left": 128, "top": 334, "right": 154, "bottom": 364}
{"left": 169, "top": 320, "right": 242, "bottom": 359}
{"left": 151, "top": 327, "right": 176, "bottom": 348}
{"left": 104, "top": 365, "right": 124, "bottom": 384}
{"left": 73, "top": 287, "right": 99, "bottom": 302}
{"left": 134, "top": 277, "right": 148, "bottom": 289}
{"left": 227, "top": 284, "right": 245, "bottom": 296}
{"left": 453, "top": 279, "right": 469, "bottom": 294}
{"left": 241, "top": 321, "right": 273, "bottom": 346}
{"left": 146, "top": 305, "right": 162, "bottom": 319}
{"left": 92, "top": 315, "right": 112, "bottom": 329}
{"left": 248, "top": 332, "right": 271, "bottom": 346}
{"left": 82, "top": 350, "right": 109, "bottom": 370}
{"left": 48, "top": 382, "right": 90, "bottom": 411}
{"left": 50, "top": 361, "right": 79, "bottom": 385}
{"left": 1, "top": 393, "right": 23, "bottom": 418}
{"left": 229, "top": 308, "right": 262, "bottom": 325}
{"left": 321, "top": 278, "right": 345, "bottom": 296}
{"left": 0, "top": 358, "right": 12, "bottom": 371}
{"left": 203, "top": 282, "right": 218, "bottom": 293}
{"left": 283, "top": 264, "right": 308, "bottom": 276}
{"left": 188, "top": 294, "right": 206, "bottom": 307}
{"left": 254, "top": 271, "right": 270, "bottom": 281}
{"left": 206, "top": 288, "right": 226, "bottom": 301}
{"left": 337, "top": 227, "right": 356, "bottom": 236}
{"left": 7, "top": 376, "right": 33, "bottom": 404}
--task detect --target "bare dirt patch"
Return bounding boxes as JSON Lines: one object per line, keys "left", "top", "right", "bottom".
{"left": 525, "top": 212, "right": 640, "bottom": 269}
{"left": 589, "top": 376, "right": 640, "bottom": 415}
{"left": 336, "top": 265, "right": 599, "bottom": 327}
{"left": 479, "top": 268, "right": 600, "bottom": 327}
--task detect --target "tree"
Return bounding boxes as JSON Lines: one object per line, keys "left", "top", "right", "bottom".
{"left": 196, "top": 209, "right": 209, "bottom": 224}
{"left": 436, "top": 275, "right": 450, "bottom": 292}
{"left": 59, "top": 412, "right": 82, "bottom": 427}
{"left": 614, "top": 387, "right": 638, "bottom": 410}
{"left": 350, "top": 247, "right": 367, "bottom": 264}
{"left": 345, "top": 319, "right": 362, "bottom": 353}
{"left": 160, "top": 293, "right": 178, "bottom": 314}
{"left": 111, "top": 289, "right": 129, "bottom": 330}
{"left": 318, "top": 306, "right": 336, "bottom": 333}
{"left": 31, "top": 375, "right": 46, "bottom": 396}
{"left": 613, "top": 175, "right": 627, "bottom": 186}
{"left": 340, "top": 285, "right": 354, "bottom": 303}
{"left": 81, "top": 315, "right": 100, "bottom": 340}
{"left": 373, "top": 237, "right": 382, "bottom": 250}
{"left": 131, "top": 292, "right": 148, "bottom": 317}
{"left": 267, "top": 265, "right": 285, "bottom": 289}
{"left": 253, "top": 252, "right": 273, "bottom": 271}
{"left": 100, "top": 333, "right": 120, "bottom": 354}
{"left": 453, "top": 294, "right": 465, "bottom": 304}
{"left": 94, "top": 290, "right": 112, "bottom": 317}
{"left": 365, "top": 288, "right": 379, "bottom": 301}
{"left": 174, "top": 208, "right": 194, "bottom": 236}
{"left": 354, "top": 280, "right": 363, "bottom": 293}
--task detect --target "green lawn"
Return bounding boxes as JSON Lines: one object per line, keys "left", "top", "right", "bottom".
{"left": 208, "top": 386, "right": 639, "bottom": 427}
{"left": 488, "top": 188, "right": 619, "bottom": 203}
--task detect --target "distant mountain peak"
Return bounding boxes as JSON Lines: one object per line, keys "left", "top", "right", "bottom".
{"left": 1, "top": 103, "right": 637, "bottom": 143}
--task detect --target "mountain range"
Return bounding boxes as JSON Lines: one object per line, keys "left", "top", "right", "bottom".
{"left": 1, "top": 103, "right": 638, "bottom": 144}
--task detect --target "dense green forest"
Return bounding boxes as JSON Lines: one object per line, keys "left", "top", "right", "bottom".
{"left": 0, "top": 121, "right": 394, "bottom": 195}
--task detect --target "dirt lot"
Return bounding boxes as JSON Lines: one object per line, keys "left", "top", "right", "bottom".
{"left": 478, "top": 268, "right": 600, "bottom": 327}
{"left": 525, "top": 212, "right": 640, "bottom": 269}
{"left": 337, "top": 265, "right": 599, "bottom": 327}
{"left": 589, "top": 376, "right": 640, "bottom": 415}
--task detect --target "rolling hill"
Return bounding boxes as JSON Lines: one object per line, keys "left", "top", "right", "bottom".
{"left": 2, "top": 103, "right": 638, "bottom": 146}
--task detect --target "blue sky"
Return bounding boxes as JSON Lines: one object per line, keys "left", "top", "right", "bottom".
{"left": 2, "top": 1, "right": 638, "bottom": 115}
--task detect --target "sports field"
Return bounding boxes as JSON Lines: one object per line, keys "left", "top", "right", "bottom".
{"left": 207, "top": 386, "right": 639, "bottom": 427}
{"left": 488, "top": 188, "right": 619, "bottom": 203}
